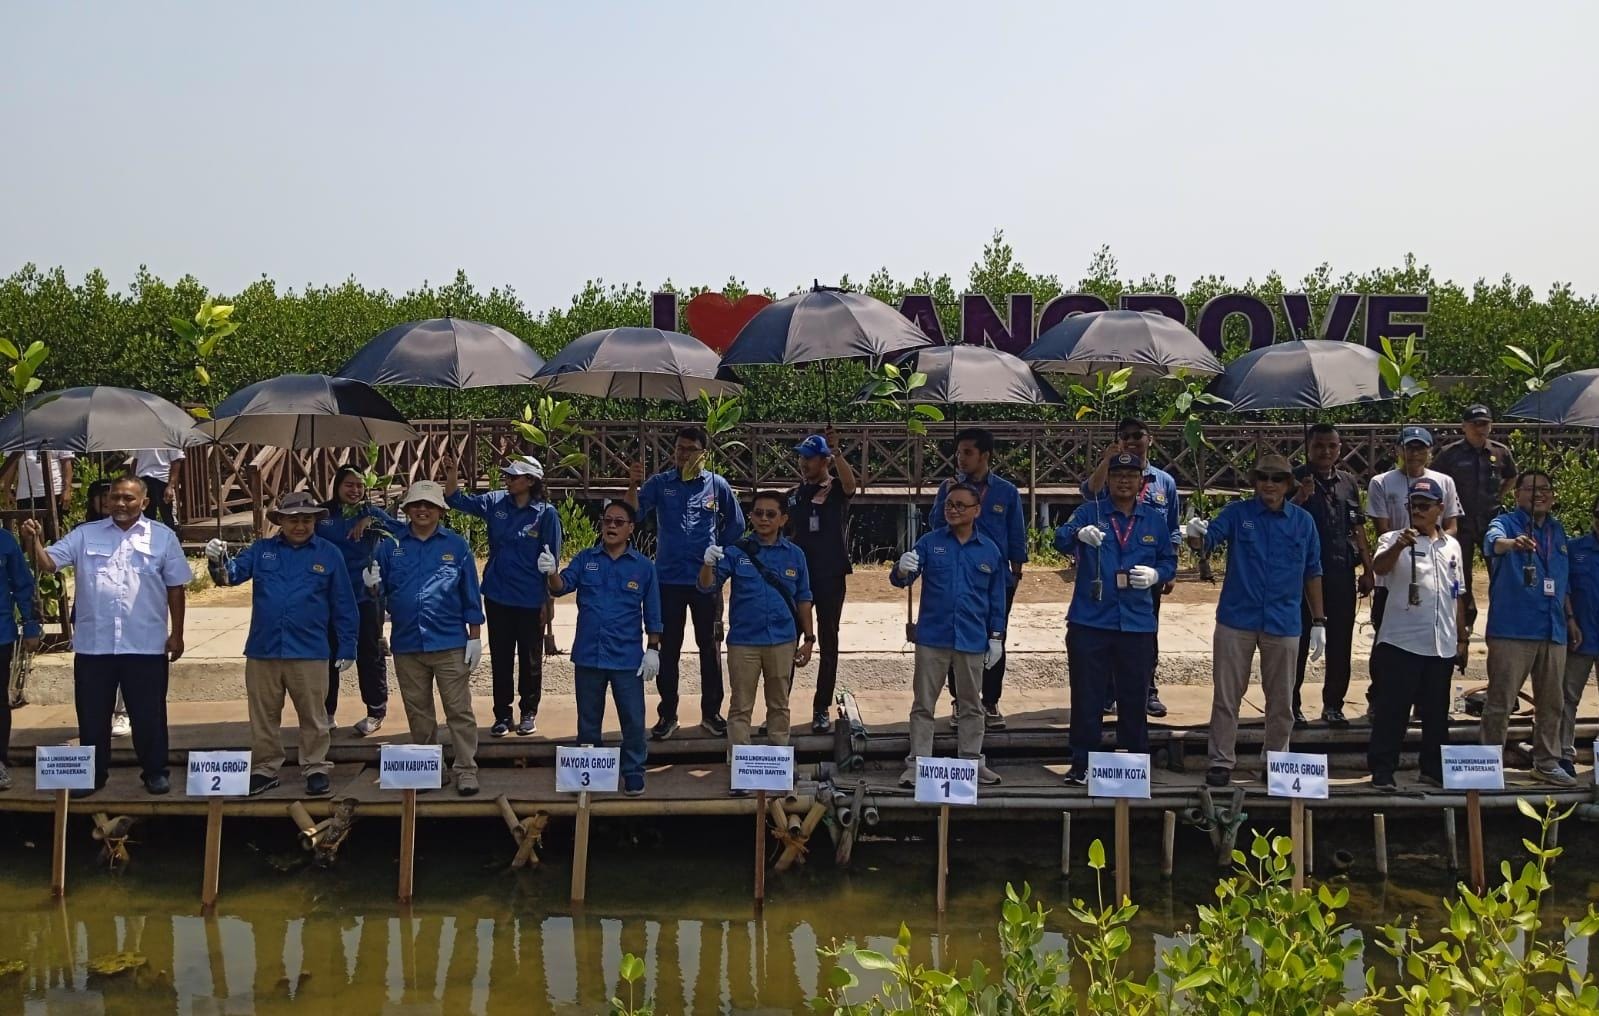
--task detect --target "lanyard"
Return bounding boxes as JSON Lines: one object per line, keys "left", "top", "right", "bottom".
{"left": 1107, "top": 513, "right": 1137, "bottom": 551}
{"left": 1532, "top": 521, "right": 1552, "bottom": 572}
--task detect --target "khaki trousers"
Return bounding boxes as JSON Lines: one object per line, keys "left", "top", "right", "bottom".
{"left": 1560, "top": 651, "right": 1597, "bottom": 763}
{"left": 246, "top": 658, "right": 331, "bottom": 778}
{"left": 908, "top": 645, "right": 984, "bottom": 762}
{"left": 394, "top": 649, "right": 478, "bottom": 775}
{"left": 1207, "top": 623, "right": 1299, "bottom": 770}
{"left": 726, "top": 642, "right": 795, "bottom": 747}
{"left": 1483, "top": 637, "right": 1566, "bottom": 770}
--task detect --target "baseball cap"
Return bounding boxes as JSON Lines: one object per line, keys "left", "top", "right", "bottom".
{"left": 1399, "top": 425, "right": 1433, "bottom": 447}
{"left": 268, "top": 490, "right": 328, "bottom": 521}
{"left": 1462, "top": 404, "right": 1493, "bottom": 423}
{"left": 500, "top": 455, "right": 545, "bottom": 478}
{"left": 400, "top": 480, "right": 448, "bottom": 509}
{"left": 1107, "top": 452, "right": 1145, "bottom": 472}
{"left": 793, "top": 434, "right": 832, "bottom": 458}
{"left": 1408, "top": 477, "right": 1444, "bottom": 502}
{"left": 1251, "top": 453, "right": 1293, "bottom": 477}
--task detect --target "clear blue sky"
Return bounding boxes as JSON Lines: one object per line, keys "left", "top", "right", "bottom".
{"left": 3, "top": 2, "right": 1595, "bottom": 307}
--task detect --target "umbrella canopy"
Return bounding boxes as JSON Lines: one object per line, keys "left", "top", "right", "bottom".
{"left": 535, "top": 327, "right": 742, "bottom": 401}
{"left": 1205, "top": 340, "right": 1394, "bottom": 412}
{"left": 853, "top": 345, "right": 1065, "bottom": 407}
{"left": 1023, "top": 310, "right": 1223, "bottom": 379}
{"left": 719, "top": 287, "right": 933, "bottom": 371}
{"left": 197, "top": 374, "right": 417, "bottom": 447}
{"left": 1508, "top": 369, "right": 1599, "bottom": 427}
{"left": 0, "top": 386, "right": 209, "bottom": 453}
{"left": 337, "top": 317, "right": 545, "bottom": 389}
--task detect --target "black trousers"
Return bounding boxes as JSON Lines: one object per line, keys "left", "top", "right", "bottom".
{"left": 947, "top": 583, "right": 1017, "bottom": 709}
{"left": 484, "top": 597, "right": 545, "bottom": 721}
{"left": 1069, "top": 625, "right": 1153, "bottom": 766}
{"left": 141, "top": 477, "right": 176, "bottom": 528}
{"left": 75, "top": 653, "right": 168, "bottom": 786}
{"left": 809, "top": 573, "right": 848, "bottom": 716}
{"left": 657, "top": 583, "right": 724, "bottom": 722}
{"left": 326, "top": 598, "right": 388, "bottom": 720}
{"left": 1367, "top": 641, "right": 1452, "bottom": 780}
{"left": 1295, "top": 562, "right": 1357, "bottom": 713}
{"left": 0, "top": 643, "right": 12, "bottom": 761}
{"left": 1103, "top": 587, "right": 1165, "bottom": 702}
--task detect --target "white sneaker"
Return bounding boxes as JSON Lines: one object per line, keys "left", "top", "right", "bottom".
{"left": 111, "top": 712, "right": 132, "bottom": 738}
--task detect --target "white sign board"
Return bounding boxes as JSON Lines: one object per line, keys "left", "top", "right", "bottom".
{"left": 1441, "top": 745, "right": 1504, "bottom": 791}
{"left": 730, "top": 745, "right": 794, "bottom": 793}
{"left": 1266, "top": 751, "right": 1330, "bottom": 799}
{"left": 36, "top": 746, "right": 96, "bottom": 790}
{"left": 379, "top": 744, "right": 444, "bottom": 790}
{"left": 555, "top": 746, "right": 621, "bottom": 793}
{"left": 1087, "top": 751, "right": 1151, "bottom": 799}
{"left": 186, "top": 751, "right": 251, "bottom": 797}
{"left": 913, "top": 756, "right": 977, "bottom": 805}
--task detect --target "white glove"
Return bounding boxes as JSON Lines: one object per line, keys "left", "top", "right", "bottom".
{"left": 1185, "top": 517, "right": 1209, "bottom": 540}
{"left": 537, "top": 548, "right": 558, "bottom": 575}
{"left": 1308, "top": 624, "right": 1326, "bottom": 663}
{"left": 204, "top": 538, "right": 228, "bottom": 562}
{"left": 983, "top": 638, "right": 1004, "bottom": 670}
{"left": 463, "top": 637, "right": 483, "bottom": 671}
{"left": 896, "top": 551, "right": 921, "bottom": 576}
{"left": 335, "top": 658, "right": 354, "bottom": 672}
{"left": 1127, "top": 565, "right": 1159, "bottom": 590}
{"left": 703, "top": 544, "right": 724, "bottom": 566}
{"left": 638, "top": 647, "right": 660, "bottom": 681}
{"left": 1076, "top": 525, "right": 1104, "bottom": 548}
{"left": 362, "top": 561, "right": 381, "bottom": 589}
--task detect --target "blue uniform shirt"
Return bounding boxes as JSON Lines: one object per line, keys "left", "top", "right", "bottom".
{"left": 1200, "top": 497, "right": 1323, "bottom": 637}
{"left": 1483, "top": 509, "right": 1571, "bottom": 644}
{"left": 0, "top": 529, "right": 40, "bottom": 645}
{"left": 223, "top": 534, "right": 359, "bottom": 660}
{"left": 1569, "top": 532, "right": 1599, "bottom": 655}
{"left": 637, "top": 468, "right": 746, "bottom": 586}
{"left": 316, "top": 504, "right": 405, "bottom": 604}
{"left": 446, "top": 489, "right": 562, "bottom": 609}
{"left": 1054, "top": 500, "right": 1178, "bottom": 632}
{"left": 1081, "top": 464, "right": 1182, "bottom": 545}
{"left": 931, "top": 472, "right": 1028, "bottom": 585}
{"left": 891, "top": 526, "right": 1008, "bottom": 653}
{"left": 702, "top": 536, "right": 813, "bottom": 646}
{"left": 373, "top": 525, "right": 485, "bottom": 654}
{"left": 554, "top": 545, "right": 663, "bottom": 671}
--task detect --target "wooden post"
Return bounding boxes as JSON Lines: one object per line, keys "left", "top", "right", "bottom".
{"left": 1466, "top": 790, "right": 1485, "bottom": 893}
{"left": 754, "top": 790, "right": 767, "bottom": 906}
{"left": 1060, "top": 812, "right": 1071, "bottom": 877}
{"left": 1289, "top": 799, "right": 1306, "bottom": 892}
{"left": 1444, "top": 808, "right": 1459, "bottom": 872}
{"left": 397, "top": 788, "right": 417, "bottom": 904}
{"left": 50, "top": 788, "right": 69, "bottom": 897}
{"left": 571, "top": 791, "right": 592, "bottom": 903}
{"left": 936, "top": 804, "right": 950, "bottom": 913}
{"left": 1161, "top": 810, "right": 1176, "bottom": 878}
{"left": 1114, "top": 798, "right": 1131, "bottom": 903}
{"left": 201, "top": 798, "right": 224, "bottom": 910}
{"left": 1373, "top": 812, "right": 1389, "bottom": 878}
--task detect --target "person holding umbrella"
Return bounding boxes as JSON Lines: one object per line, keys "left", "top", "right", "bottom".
{"left": 1054, "top": 453, "right": 1176, "bottom": 785}
{"left": 930, "top": 428, "right": 1026, "bottom": 730}
{"left": 1186, "top": 455, "right": 1325, "bottom": 788}
{"left": 443, "top": 454, "right": 561, "bottom": 738}
{"left": 317, "top": 466, "right": 405, "bottom": 736}
{"left": 626, "top": 426, "right": 745, "bottom": 740}
{"left": 203, "top": 492, "right": 358, "bottom": 797}
{"left": 892, "top": 481, "right": 1007, "bottom": 788}
{"left": 362, "top": 481, "right": 485, "bottom": 797}
{"left": 785, "top": 429, "right": 856, "bottom": 734}
{"left": 0, "top": 523, "right": 41, "bottom": 790}
{"left": 1432, "top": 405, "right": 1518, "bottom": 634}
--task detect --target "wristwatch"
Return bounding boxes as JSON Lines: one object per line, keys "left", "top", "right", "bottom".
{"left": 1311, "top": 618, "right": 1326, "bottom": 626}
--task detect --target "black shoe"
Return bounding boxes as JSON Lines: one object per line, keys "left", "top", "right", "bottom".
{"left": 702, "top": 714, "right": 728, "bottom": 737}
{"left": 490, "top": 717, "right": 513, "bottom": 738}
{"left": 305, "top": 773, "right": 331, "bottom": 796}
{"left": 983, "top": 705, "right": 1006, "bottom": 730}
{"left": 1145, "top": 692, "right": 1167, "bottom": 718}
{"left": 729, "top": 787, "right": 750, "bottom": 798}
{"left": 517, "top": 712, "right": 537, "bottom": 736}
{"left": 1559, "top": 758, "right": 1577, "bottom": 779}
{"left": 1292, "top": 709, "right": 1309, "bottom": 730}
{"left": 811, "top": 712, "right": 832, "bottom": 735}
{"left": 1205, "top": 766, "right": 1230, "bottom": 788}
{"left": 624, "top": 782, "right": 645, "bottom": 798}
{"left": 650, "top": 717, "right": 679, "bottom": 741}
{"left": 248, "top": 774, "right": 280, "bottom": 797}
{"left": 143, "top": 774, "right": 171, "bottom": 796}
{"left": 1063, "top": 768, "right": 1088, "bottom": 787}
{"left": 1322, "top": 708, "right": 1349, "bottom": 729}
{"left": 1371, "top": 772, "right": 1398, "bottom": 793}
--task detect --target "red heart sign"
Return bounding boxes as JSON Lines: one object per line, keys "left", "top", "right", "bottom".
{"left": 684, "top": 293, "right": 772, "bottom": 353}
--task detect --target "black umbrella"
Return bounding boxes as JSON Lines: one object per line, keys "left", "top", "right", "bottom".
{"left": 853, "top": 344, "right": 1065, "bottom": 415}
{"left": 536, "top": 327, "right": 742, "bottom": 401}
{"left": 1022, "top": 310, "right": 1223, "bottom": 380}
{"left": 1205, "top": 339, "right": 1394, "bottom": 412}
{"left": 197, "top": 374, "right": 417, "bottom": 448}
{"left": 1508, "top": 369, "right": 1599, "bottom": 427}
{"left": 0, "top": 386, "right": 208, "bottom": 453}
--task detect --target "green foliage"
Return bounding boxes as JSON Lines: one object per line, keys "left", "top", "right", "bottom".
{"left": 1068, "top": 367, "right": 1133, "bottom": 422}
{"left": 864, "top": 361, "right": 944, "bottom": 436}
{"left": 608, "top": 952, "right": 653, "bottom": 1016}
{"left": 698, "top": 391, "right": 747, "bottom": 475}
{"left": 1158, "top": 374, "right": 1230, "bottom": 472}
{"left": 1502, "top": 339, "right": 1570, "bottom": 394}
{"left": 0, "top": 335, "right": 47, "bottom": 405}
{"left": 556, "top": 495, "right": 597, "bottom": 558}
{"left": 513, "top": 395, "right": 590, "bottom": 476}
{"left": 169, "top": 298, "right": 237, "bottom": 414}
{"left": 1027, "top": 527, "right": 1066, "bottom": 568}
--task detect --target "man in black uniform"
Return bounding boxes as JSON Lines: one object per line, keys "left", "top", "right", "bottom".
{"left": 1432, "top": 404, "right": 1517, "bottom": 634}
{"left": 1291, "top": 423, "right": 1374, "bottom": 728}
{"left": 786, "top": 429, "right": 856, "bottom": 733}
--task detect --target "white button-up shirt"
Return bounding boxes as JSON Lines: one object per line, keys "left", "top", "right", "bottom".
{"left": 130, "top": 448, "right": 185, "bottom": 483}
{"left": 15, "top": 450, "right": 75, "bottom": 500}
{"left": 47, "top": 517, "right": 191, "bottom": 655}
{"left": 1375, "top": 529, "right": 1463, "bottom": 658}
{"left": 1365, "top": 468, "right": 1463, "bottom": 589}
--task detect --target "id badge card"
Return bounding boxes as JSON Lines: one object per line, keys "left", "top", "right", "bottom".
{"left": 808, "top": 514, "right": 821, "bottom": 533}
{"left": 1544, "top": 578, "right": 1556, "bottom": 597}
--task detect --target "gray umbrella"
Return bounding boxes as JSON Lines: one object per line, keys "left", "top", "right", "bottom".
{"left": 197, "top": 374, "right": 417, "bottom": 447}
{"left": 0, "top": 386, "right": 209, "bottom": 453}
{"left": 1508, "top": 369, "right": 1599, "bottom": 427}
{"left": 338, "top": 316, "right": 546, "bottom": 389}
{"left": 1023, "top": 309, "right": 1223, "bottom": 379}
{"left": 536, "top": 327, "right": 742, "bottom": 401}
{"left": 1205, "top": 339, "right": 1394, "bottom": 412}
{"left": 852, "top": 344, "right": 1065, "bottom": 413}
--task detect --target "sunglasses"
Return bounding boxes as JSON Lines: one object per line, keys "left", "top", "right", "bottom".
{"left": 601, "top": 517, "right": 633, "bottom": 527}
{"left": 750, "top": 509, "right": 782, "bottom": 519}
{"left": 945, "top": 501, "right": 979, "bottom": 512}
{"left": 1409, "top": 500, "right": 1440, "bottom": 510}
{"left": 1254, "top": 473, "right": 1292, "bottom": 484}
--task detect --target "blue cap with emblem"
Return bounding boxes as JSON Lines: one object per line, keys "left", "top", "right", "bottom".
{"left": 793, "top": 434, "right": 832, "bottom": 458}
{"left": 1399, "top": 425, "right": 1433, "bottom": 447}
{"left": 1107, "top": 452, "right": 1145, "bottom": 472}
{"left": 1408, "top": 477, "right": 1444, "bottom": 502}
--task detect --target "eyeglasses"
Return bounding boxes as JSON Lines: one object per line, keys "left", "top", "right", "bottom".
{"left": 1255, "top": 473, "right": 1292, "bottom": 484}
{"left": 601, "top": 517, "right": 633, "bottom": 527}
{"left": 1119, "top": 431, "right": 1148, "bottom": 442}
{"left": 1409, "top": 500, "right": 1440, "bottom": 511}
{"left": 750, "top": 509, "right": 782, "bottom": 519}
{"left": 945, "top": 501, "right": 979, "bottom": 512}
{"left": 1521, "top": 485, "right": 1554, "bottom": 494}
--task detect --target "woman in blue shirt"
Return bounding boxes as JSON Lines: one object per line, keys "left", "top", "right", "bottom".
{"left": 318, "top": 466, "right": 404, "bottom": 736}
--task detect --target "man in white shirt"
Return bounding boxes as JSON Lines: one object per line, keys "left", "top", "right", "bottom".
{"left": 1366, "top": 478, "right": 1466, "bottom": 791}
{"left": 129, "top": 448, "right": 185, "bottom": 528}
{"left": 1366, "top": 426, "right": 1461, "bottom": 639}
{"left": 21, "top": 476, "right": 191, "bottom": 796}
{"left": 7, "top": 450, "right": 75, "bottom": 516}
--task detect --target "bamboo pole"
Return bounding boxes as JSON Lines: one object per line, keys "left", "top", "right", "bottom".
{"left": 50, "top": 788, "right": 68, "bottom": 897}
{"left": 1161, "top": 810, "right": 1176, "bottom": 878}
{"left": 1060, "top": 812, "right": 1070, "bottom": 877}
{"left": 1290, "top": 799, "right": 1306, "bottom": 892}
{"left": 571, "top": 791, "right": 591, "bottom": 903}
{"left": 398, "top": 788, "right": 417, "bottom": 904}
{"left": 1444, "top": 808, "right": 1459, "bottom": 873}
{"left": 200, "top": 797, "right": 224, "bottom": 910}
{"left": 1305, "top": 809, "right": 1316, "bottom": 877}
{"left": 1374, "top": 812, "right": 1389, "bottom": 878}
{"left": 754, "top": 790, "right": 767, "bottom": 906}
{"left": 1114, "top": 798, "right": 1131, "bottom": 903}
{"left": 936, "top": 804, "right": 950, "bottom": 913}
{"left": 1466, "top": 791, "right": 1485, "bottom": 893}
{"left": 775, "top": 801, "right": 825, "bottom": 872}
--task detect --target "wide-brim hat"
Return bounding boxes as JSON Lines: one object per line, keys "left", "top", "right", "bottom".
{"left": 268, "top": 490, "right": 328, "bottom": 523}
{"left": 401, "top": 480, "right": 448, "bottom": 509}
